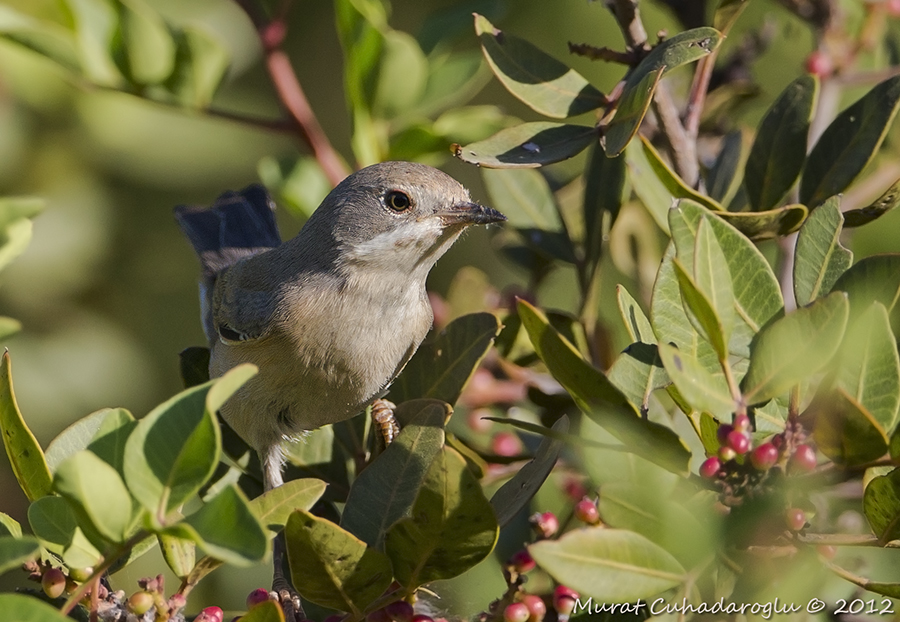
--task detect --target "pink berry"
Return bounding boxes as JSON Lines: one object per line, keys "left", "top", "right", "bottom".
{"left": 716, "top": 424, "right": 734, "bottom": 446}
{"left": 385, "top": 600, "right": 414, "bottom": 622}
{"left": 521, "top": 594, "right": 547, "bottom": 622}
{"left": 786, "top": 508, "right": 806, "bottom": 531}
{"left": 504, "top": 603, "right": 530, "bottom": 622}
{"left": 574, "top": 498, "right": 600, "bottom": 525}
{"left": 806, "top": 50, "right": 833, "bottom": 77}
{"left": 790, "top": 444, "right": 817, "bottom": 473}
{"left": 467, "top": 408, "right": 493, "bottom": 434}
{"left": 492, "top": 431, "right": 522, "bottom": 457}
{"left": 42, "top": 567, "right": 66, "bottom": 599}
{"left": 890, "top": 0, "right": 900, "bottom": 17}
{"left": 553, "top": 586, "right": 579, "bottom": 617}
{"left": 509, "top": 549, "right": 536, "bottom": 573}
{"left": 699, "top": 456, "right": 721, "bottom": 478}
{"left": 563, "top": 477, "right": 587, "bottom": 501}
{"left": 246, "top": 588, "right": 270, "bottom": 609}
{"left": 726, "top": 430, "right": 750, "bottom": 455}
{"left": 197, "top": 607, "right": 225, "bottom": 622}
{"left": 127, "top": 591, "right": 154, "bottom": 615}
{"left": 531, "top": 512, "right": 559, "bottom": 538}
{"left": 733, "top": 414, "right": 751, "bottom": 432}
{"left": 750, "top": 443, "right": 778, "bottom": 470}
{"left": 411, "top": 616, "right": 434, "bottom": 622}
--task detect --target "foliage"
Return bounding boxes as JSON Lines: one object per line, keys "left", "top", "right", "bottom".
{"left": 2, "top": 0, "right": 900, "bottom": 620}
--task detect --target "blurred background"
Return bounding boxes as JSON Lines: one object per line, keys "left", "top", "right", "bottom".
{"left": 1, "top": 0, "right": 899, "bottom": 614}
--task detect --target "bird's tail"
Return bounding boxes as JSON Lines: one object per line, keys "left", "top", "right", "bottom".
{"left": 175, "top": 185, "right": 282, "bottom": 342}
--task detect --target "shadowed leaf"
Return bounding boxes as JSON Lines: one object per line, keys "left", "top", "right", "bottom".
{"left": 605, "top": 68, "right": 663, "bottom": 156}
{"left": 454, "top": 122, "right": 597, "bottom": 168}
{"left": 28, "top": 496, "right": 101, "bottom": 569}
{"left": 844, "top": 176, "right": 900, "bottom": 227}
{"left": 864, "top": 468, "right": 900, "bottom": 544}
{"left": 816, "top": 388, "right": 890, "bottom": 466}
{"left": 707, "top": 130, "right": 748, "bottom": 206}
{"left": 830, "top": 254, "right": 900, "bottom": 316}
{"left": 0, "top": 536, "right": 39, "bottom": 576}
{"left": 0, "top": 593, "right": 74, "bottom": 621}
{"left": 583, "top": 141, "right": 626, "bottom": 273}
{"left": 716, "top": 203, "right": 808, "bottom": 240}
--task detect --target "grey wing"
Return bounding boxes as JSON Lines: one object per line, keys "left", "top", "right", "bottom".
{"left": 211, "top": 270, "right": 279, "bottom": 345}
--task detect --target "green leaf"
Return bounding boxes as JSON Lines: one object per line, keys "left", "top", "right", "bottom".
{"left": 637, "top": 137, "right": 725, "bottom": 213}
{"left": 385, "top": 447, "right": 498, "bottom": 588}
{"left": 830, "top": 254, "right": 900, "bottom": 317}
{"left": 583, "top": 141, "right": 626, "bottom": 271}
{"left": 125, "top": 366, "right": 255, "bottom": 517}
{"left": 44, "top": 409, "right": 108, "bottom": 473}
{"left": 0, "top": 512, "right": 21, "bottom": 538}
{"left": 741, "top": 292, "right": 849, "bottom": 405}
{"left": 518, "top": 301, "right": 691, "bottom": 473}
{"left": 0, "top": 218, "right": 34, "bottom": 273}
{"left": 178, "top": 346, "right": 210, "bottom": 388}
{"left": 844, "top": 176, "right": 900, "bottom": 227}
{"left": 801, "top": 75, "right": 900, "bottom": 208}
{"left": 607, "top": 343, "right": 668, "bottom": 416}
{"left": 815, "top": 388, "right": 890, "bottom": 465}
{"left": 54, "top": 451, "right": 138, "bottom": 544}
{"left": 167, "top": 484, "right": 267, "bottom": 566}
{"left": 473, "top": 13, "right": 605, "bottom": 118}
{"left": 286, "top": 509, "right": 392, "bottom": 615}
{"left": 481, "top": 169, "right": 561, "bottom": 231}
{"left": 716, "top": 203, "right": 808, "bottom": 240}
{"left": 335, "top": 0, "right": 386, "bottom": 113}
{"left": 864, "top": 468, "right": 900, "bottom": 543}
{"left": 0, "top": 351, "right": 52, "bottom": 501}
{"left": 373, "top": 30, "right": 427, "bottom": 118}
{"left": 490, "top": 415, "right": 568, "bottom": 527}
{"left": 239, "top": 600, "right": 286, "bottom": 622}
{"left": 658, "top": 344, "right": 734, "bottom": 418}
{"left": 0, "top": 536, "right": 39, "bottom": 576}
{"left": 707, "top": 130, "right": 747, "bottom": 206}
{"left": 714, "top": 0, "right": 752, "bottom": 34}
{"left": 453, "top": 122, "right": 597, "bottom": 168}
{"left": 86, "top": 408, "right": 137, "bottom": 476}
{"left": 616, "top": 285, "right": 656, "bottom": 344}
{"left": 0, "top": 593, "right": 74, "bottom": 621}
{"left": 745, "top": 75, "right": 818, "bottom": 211}
{"left": 604, "top": 68, "right": 663, "bottom": 157}
{"left": 164, "top": 26, "right": 229, "bottom": 108}
{"left": 65, "top": 0, "right": 123, "bottom": 86}
{"left": 529, "top": 529, "right": 685, "bottom": 602}
{"left": 250, "top": 478, "right": 328, "bottom": 535}
{"left": 693, "top": 218, "right": 735, "bottom": 344}
{"left": 115, "top": 0, "right": 175, "bottom": 86}
{"left": 413, "top": 51, "right": 489, "bottom": 119}
{"left": 0, "top": 317, "right": 21, "bottom": 340}
{"left": 388, "top": 313, "right": 501, "bottom": 405}
{"left": 0, "top": 6, "right": 80, "bottom": 72}
{"left": 625, "top": 27, "right": 723, "bottom": 96}
{"left": 27, "top": 496, "right": 101, "bottom": 569}
{"left": 341, "top": 406, "right": 445, "bottom": 549}
{"left": 0, "top": 196, "right": 44, "bottom": 230}
{"left": 672, "top": 258, "right": 730, "bottom": 361}
{"left": 158, "top": 532, "right": 195, "bottom": 579}
{"left": 793, "top": 196, "right": 852, "bottom": 306}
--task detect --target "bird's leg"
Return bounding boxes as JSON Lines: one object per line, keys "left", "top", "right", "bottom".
{"left": 371, "top": 398, "right": 400, "bottom": 447}
{"left": 261, "top": 445, "right": 305, "bottom": 622}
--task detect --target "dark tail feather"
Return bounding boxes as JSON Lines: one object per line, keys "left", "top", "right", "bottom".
{"left": 175, "top": 184, "right": 282, "bottom": 277}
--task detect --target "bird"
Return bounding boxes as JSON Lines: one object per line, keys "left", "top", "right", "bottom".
{"left": 175, "top": 161, "right": 506, "bottom": 491}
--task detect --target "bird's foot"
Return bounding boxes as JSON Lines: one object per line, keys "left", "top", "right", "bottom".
{"left": 371, "top": 398, "right": 400, "bottom": 446}
{"left": 268, "top": 586, "right": 304, "bottom": 622}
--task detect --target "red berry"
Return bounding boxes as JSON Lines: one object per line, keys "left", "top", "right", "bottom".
{"left": 197, "top": 607, "right": 225, "bottom": 622}
{"left": 750, "top": 443, "right": 779, "bottom": 470}
{"left": 509, "top": 549, "right": 536, "bottom": 573}
{"left": 521, "top": 594, "right": 547, "bottom": 622}
{"left": 716, "top": 424, "right": 734, "bottom": 445}
{"left": 726, "top": 430, "right": 750, "bottom": 455}
{"left": 411, "top": 616, "right": 434, "bottom": 622}
{"left": 790, "top": 445, "right": 817, "bottom": 473}
{"left": 504, "top": 603, "right": 530, "bottom": 622}
{"left": 492, "top": 431, "right": 523, "bottom": 457}
{"left": 127, "top": 592, "right": 155, "bottom": 615}
{"left": 563, "top": 477, "right": 587, "bottom": 501}
{"left": 246, "top": 588, "right": 269, "bottom": 609}
{"left": 786, "top": 508, "right": 806, "bottom": 531}
{"left": 530, "top": 512, "right": 559, "bottom": 538}
{"left": 553, "top": 586, "right": 579, "bottom": 617}
{"left": 806, "top": 50, "right": 833, "bottom": 77}
{"left": 733, "top": 414, "right": 751, "bottom": 432}
{"left": 574, "top": 498, "right": 600, "bottom": 525}
{"left": 718, "top": 446, "right": 736, "bottom": 462}
{"left": 385, "top": 600, "right": 414, "bottom": 622}
{"left": 42, "top": 567, "right": 66, "bottom": 599}
{"left": 699, "top": 456, "right": 721, "bottom": 478}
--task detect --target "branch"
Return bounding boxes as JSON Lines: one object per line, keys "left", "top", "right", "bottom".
{"left": 653, "top": 82, "right": 700, "bottom": 186}
{"left": 608, "top": 0, "right": 649, "bottom": 49}
{"left": 568, "top": 42, "right": 636, "bottom": 64}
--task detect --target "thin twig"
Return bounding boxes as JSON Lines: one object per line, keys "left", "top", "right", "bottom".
{"left": 684, "top": 53, "right": 716, "bottom": 140}
{"left": 653, "top": 82, "right": 700, "bottom": 186}
{"left": 568, "top": 42, "right": 635, "bottom": 64}
{"left": 798, "top": 533, "right": 881, "bottom": 546}
{"left": 609, "top": 0, "right": 650, "bottom": 49}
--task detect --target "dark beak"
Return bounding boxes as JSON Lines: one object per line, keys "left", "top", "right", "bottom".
{"left": 438, "top": 201, "right": 507, "bottom": 226}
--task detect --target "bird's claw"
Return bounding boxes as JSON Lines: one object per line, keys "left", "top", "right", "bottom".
{"left": 267, "top": 588, "right": 304, "bottom": 622}
{"left": 372, "top": 398, "right": 400, "bottom": 446}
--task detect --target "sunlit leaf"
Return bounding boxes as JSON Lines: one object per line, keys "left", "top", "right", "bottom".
{"left": 830, "top": 254, "right": 900, "bottom": 316}
{"left": 659, "top": 344, "right": 734, "bottom": 418}
{"left": 793, "top": 196, "right": 852, "bottom": 306}
{"left": 716, "top": 204, "right": 808, "bottom": 240}
{"left": 454, "top": 122, "right": 597, "bottom": 168}
{"left": 164, "top": 25, "right": 229, "bottom": 108}
{"left": 250, "top": 478, "right": 328, "bottom": 535}
{"left": 115, "top": 0, "right": 175, "bottom": 85}
{"left": 373, "top": 30, "right": 428, "bottom": 118}
{"left": 481, "top": 169, "right": 561, "bottom": 231}
{"left": 158, "top": 532, "right": 195, "bottom": 579}
{"left": 0, "top": 6, "right": 79, "bottom": 72}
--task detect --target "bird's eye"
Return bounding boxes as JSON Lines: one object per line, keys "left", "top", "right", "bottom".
{"left": 386, "top": 190, "right": 412, "bottom": 212}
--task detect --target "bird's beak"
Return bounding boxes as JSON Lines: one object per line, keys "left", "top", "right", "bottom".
{"left": 437, "top": 201, "right": 507, "bottom": 226}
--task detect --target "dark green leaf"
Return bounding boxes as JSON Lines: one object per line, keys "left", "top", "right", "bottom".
{"left": 844, "top": 176, "right": 900, "bottom": 227}
{"left": 0, "top": 536, "right": 39, "bottom": 576}
{"left": 385, "top": 447, "right": 498, "bottom": 588}
{"left": 707, "top": 130, "right": 747, "bottom": 205}
{"left": 793, "top": 196, "right": 852, "bottom": 306}
{"left": 481, "top": 169, "right": 561, "bottom": 231}
{"left": 0, "top": 351, "right": 52, "bottom": 501}
{"left": 341, "top": 406, "right": 445, "bottom": 549}
{"left": 624, "top": 27, "right": 723, "bottom": 93}
{"left": 388, "top": 313, "right": 501, "bottom": 405}
{"left": 27, "top": 496, "right": 101, "bottom": 569}
{"left": 250, "top": 478, "right": 328, "bottom": 535}
{"left": 583, "top": 141, "right": 626, "bottom": 272}
{"left": 54, "top": 451, "right": 138, "bottom": 544}
{"left": 179, "top": 346, "right": 210, "bottom": 388}
{"left": 741, "top": 292, "right": 849, "bottom": 405}
{"left": 716, "top": 203, "right": 808, "bottom": 240}
{"left": 658, "top": 344, "right": 734, "bottom": 418}
{"left": 831, "top": 254, "right": 900, "bottom": 317}
{"left": 864, "top": 468, "right": 900, "bottom": 543}
{"left": 518, "top": 301, "right": 691, "bottom": 473}
{"left": 286, "top": 509, "right": 392, "bottom": 615}
{"left": 490, "top": 415, "right": 568, "bottom": 527}
{"left": 529, "top": 529, "right": 685, "bottom": 602}
{"left": 801, "top": 75, "right": 900, "bottom": 208}
{"left": 474, "top": 13, "right": 605, "bottom": 118}
{"left": 0, "top": 593, "right": 74, "bottom": 621}
{"left": 454, "top": 122, "right": 597, "bottom": 168}
{"left": 604, "top": 68, "right": 663, "bottom": 157}
{"left": 815, "top": 388, "right": 889, "bottom": 466}
{"left": 745, "top": 75, "right": 818, "bottom": 212}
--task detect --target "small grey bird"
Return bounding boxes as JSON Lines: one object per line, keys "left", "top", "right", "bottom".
{"left": 175, "top": 161, "right": 505, "bottom": 491}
